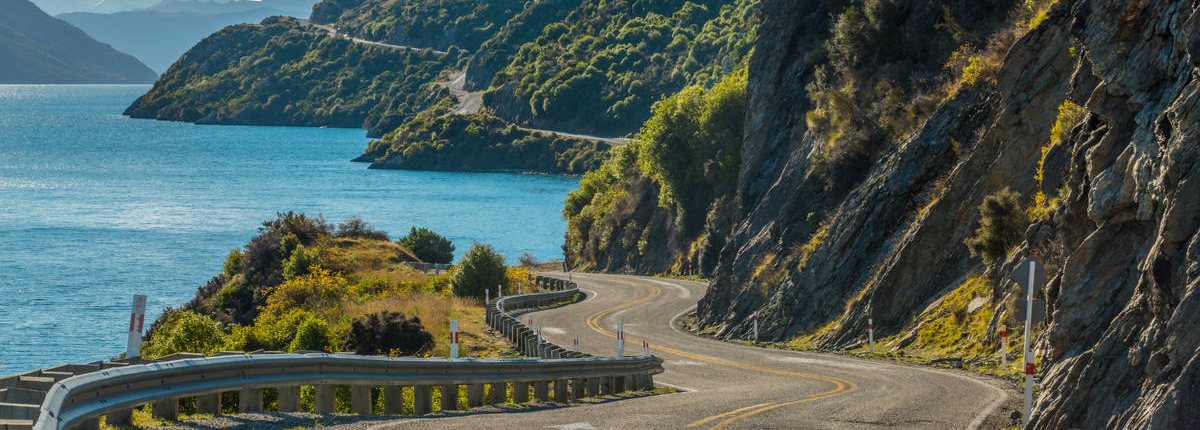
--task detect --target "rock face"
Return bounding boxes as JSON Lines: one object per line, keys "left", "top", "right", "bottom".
{"left": 571, "top": 0, "right": 1200, "bottom": 426}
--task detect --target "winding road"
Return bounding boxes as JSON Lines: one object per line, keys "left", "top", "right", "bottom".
{"left": 354, "top": 273, "right": 1011, "bottom": 429}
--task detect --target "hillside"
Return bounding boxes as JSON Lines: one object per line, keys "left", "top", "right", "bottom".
{"left": 60, "top": 0, "right": 315, "bottom": 73}
{"left": 126, "top": 0, "right": 757, "bottom": 173}
{"left": 565, "top": 0, "right": 1200, "bottom": 426}
{"left": 0, "top": 0, "right": 157, "bottom": 84}
{"left": 124, "top": 16, "right": 457, "bottom": 136}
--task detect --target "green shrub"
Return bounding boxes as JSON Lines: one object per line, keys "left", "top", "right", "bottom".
{"left": 282, "top": 245, "right": 320, "bottom": 280}
{"left": 222, "top": 248, "right": 243, "bottom": 278}
{"left": 335, "top": 216, "right": 390, "bottom": 241}
{"left": 142, "top": 310, "right": 226, "bottom": 358}
{"left": 399, "top": 227, "right": 456, "bottom": 264}
{"left": 290, "top": 318, "right": 333, "bottom": 352}
{"left": 343, "top": 311, "right": 434, "bottom": 356}
{"left": 965, "top": 188, "right": 1028, "bottom": 264}
{"left": 449, "top": 243, "right": 507, "bottom": 298}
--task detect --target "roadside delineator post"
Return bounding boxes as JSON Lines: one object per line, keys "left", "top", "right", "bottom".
{"left": 450, "top": 320, "right": 460, "bottom": 359}
{"left": 485, "top": 289, "right": 490, "bottom": 304}
{"left": 616, "top": 322, "right": 625, "bottom": 357}
{"left": 536, "top": 324, "right": 543, "bottom": 356}
{"left": 573, "top": 336, "right": 580, "bottom": 353}
{"left": 1012, "top": 258, "right": 1046, "bottom": 426}
{"left": 867, "top": 318, "right": 875, "bottom": 353}
{"left": 1000, "top": 326, "right": 1008, "bottom": 368}
{"left": 127, "top": 294, "right": 147, "bottom": 358}
{"left": 642, "top": 339, "right": 649, "bottom": 357}
{"left": 751, "top": 311, "right": 759, "bottom": 343}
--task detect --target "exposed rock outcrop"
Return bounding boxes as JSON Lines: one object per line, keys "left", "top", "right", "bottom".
{"left": 570, "top": 0, "right": 1200, "bottom": 426}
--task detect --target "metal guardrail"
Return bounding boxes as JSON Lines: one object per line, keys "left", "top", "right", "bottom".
{"left": 24, "top": 274, "right": 662, "bottom": 430}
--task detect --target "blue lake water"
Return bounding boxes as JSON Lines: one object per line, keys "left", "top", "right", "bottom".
{"left": 0, "top": 85, "right": 578, "bottom": 374}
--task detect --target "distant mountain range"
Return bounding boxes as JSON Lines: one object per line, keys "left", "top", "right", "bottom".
{"left": 0, "top": 0, "right": 157, "bottom": 84}
{"left": 58, "top": 0, "right": 316, "bottom": 73}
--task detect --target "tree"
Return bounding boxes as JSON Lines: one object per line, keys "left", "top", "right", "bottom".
{"left": 343, "top": 311, "right": 434, "bottom": 356}
{"left": 965, "top": 188, "right": 1029, "bottom": 264}
{"left": 289, "top": 317, "right": 332, "bottom": 352}
{"left": 142, "top": 310, "right": 225, "bottom": 358}
{"left": 336, "top": 216, "right": 390, "bottom": 241}
{"left": 449, "top": 243, "right": 507, "bottom": 298}
{"left": 398, "top": 227, "right": 455, "bottom": 264}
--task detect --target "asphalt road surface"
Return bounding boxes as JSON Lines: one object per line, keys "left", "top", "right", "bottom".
{"left": 347, "top": 273, "right": 1011, "bottom": 429}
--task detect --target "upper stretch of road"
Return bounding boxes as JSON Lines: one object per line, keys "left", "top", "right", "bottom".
{"left": 351, "top": 273, "right": 1010, "bottom": 430}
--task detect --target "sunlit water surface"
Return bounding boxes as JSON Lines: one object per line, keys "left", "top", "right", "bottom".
{"left": 0, "top": 85, "right": 578, "bottom": 373}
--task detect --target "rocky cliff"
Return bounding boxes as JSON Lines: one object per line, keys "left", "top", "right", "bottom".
{"left": 567, "top": 0, "right": 1200, "bottom": 426}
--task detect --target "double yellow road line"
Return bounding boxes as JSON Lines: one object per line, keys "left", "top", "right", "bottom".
{"left": 580, "top": 279, "right": 858, "bottom": 429}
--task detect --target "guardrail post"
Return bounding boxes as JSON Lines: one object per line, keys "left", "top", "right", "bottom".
{"left": 105, "top": 408, "right": 134, "bottom": 426}
{"left": 239, "top": 388, "right": 263, "bottom": 412}
{"left": 600, "top": 377, "right": 614, "bottom": 395}
{"left": 553, "top": 380, "right": 569, "bottom": 402}
{"left": 533, "top": 381, "right": 549, "bottom": 402}
{"left": 485, "top": 383, "right": 505, "bottom": 404}
{"left": 614, "top": 376, "right": 627, "bottom": 394}
{"left": 383, "top": 386, "right": 404, "bottom": 415}
{"left": 315, "top": 385, "right": 336, "bottom": 414}
{"left": 152, "top": 398, "right": 178, "bottom": 421}
{"left": 413, "top": 385, "right": 432, "bottom": 415}
{"left": 572, "top": 378, "right": 586, "bottom": 399}
{"left": 642, "top": 373, "right": 656, "bottom": 391}
{"left": 196, "top": 393, "right": 221, "bottom": 415}
{"left": 512, "top": 382, "right": 529, "bottom": 403}
{"left": 352, "top": 385, "right": 373, "bottom": 415}
{"left": 440, "top": 385, "right": 459, "bottom": 411}
{"left": 277, "top": 386, "right": 300, "bottom": 412}
{"left": 467, "top": 383, "right": 484, "bottom": 408}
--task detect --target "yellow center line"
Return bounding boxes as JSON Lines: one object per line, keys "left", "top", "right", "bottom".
{"left": 577, "top": 279, "right": 858, "bottom": 429}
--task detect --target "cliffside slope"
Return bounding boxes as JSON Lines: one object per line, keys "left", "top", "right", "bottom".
{"left": 0, "top": 0, "right": 157, "bottom": 84}
{"left": 566, "top": 0, "right": 1200, "bottom": 426}
{"left": 124, "top": 16, "right": 456, "bottom": 136}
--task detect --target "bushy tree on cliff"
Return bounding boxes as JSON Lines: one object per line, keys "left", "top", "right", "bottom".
{"left": 450, "top": 243, "right": 507, "bottom": 298}
{"left": 964, "top": 188, "right": 1028, "bottom": 264}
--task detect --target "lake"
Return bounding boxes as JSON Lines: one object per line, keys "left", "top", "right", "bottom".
{"left": 0, "top": 85, "right": 578, "bottom": 374}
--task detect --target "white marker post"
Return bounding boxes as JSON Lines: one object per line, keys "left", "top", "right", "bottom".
{"left": 126, "top": 294, "right": 147, "bottom": 358}
{"left": 867, "top": 318, "right": 875, "bottom": 353}
{"left": 497, "top": 284, "right": 503, "bottom": 299}
{"left": 485, "top": 289, "right": 490, "bottom": 305}
{"left": 642, "top": 339, "right": 649, "bottom": 357}
{"left": 1023, "top": 261, "right": 1036, "bottom": 425}
{"left": 1000, "top": 326, "right": 1008, "bottom": 368}
{"left": 536, "top": 324, "right": 543, "bottom": 356}
{"left": 616, "top": 322, "right": 625, "bottom": 357}
{"left": 751, "top": 311, "right": 759, "bottom": 343}
{"left": 449, "top": 320, "right": 460, "bottom": 359}
{"left": 573, "top": 336, "right": 580, "bottom": 352}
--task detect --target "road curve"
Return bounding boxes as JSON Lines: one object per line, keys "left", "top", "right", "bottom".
{"left": 351, "top": 273, "right": 1009, "bottom": 429}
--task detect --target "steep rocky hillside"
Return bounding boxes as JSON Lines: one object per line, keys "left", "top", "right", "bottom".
{"left": 566, "top": 0, "right": 1200, "bottom": 426}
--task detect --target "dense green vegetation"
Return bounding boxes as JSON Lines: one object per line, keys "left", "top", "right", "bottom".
{"left": 564, "top": 69, "right": 747, "bottom": 272}
{"left": 450, "top": 244, "right": 508, "bottom": 299}
{"left": 313, "top": 0, "right": 526, "bottom": 52}
{"left": 483, "top": 0, "right": 758, "bottom": 135}
{"left": 142, "top": 213, "right": 518, "bottom": 359}
{"left": 125, "top": 16, "right": 460, "bottom": 137}
{"left": 398, "top": 227, "right": 455, "bottom": 264}
{"left": 359, "top": 102, "right": 611, "bottom": 174}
